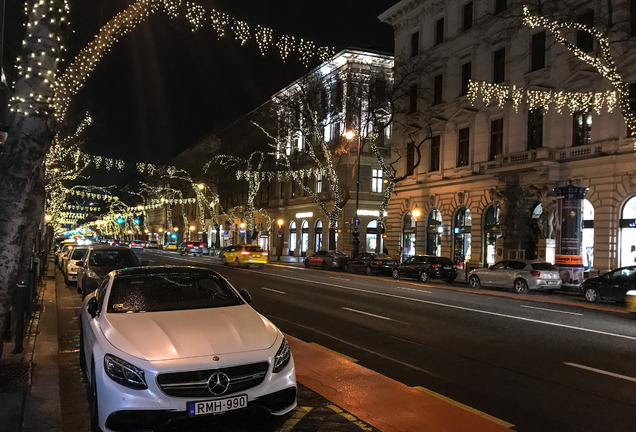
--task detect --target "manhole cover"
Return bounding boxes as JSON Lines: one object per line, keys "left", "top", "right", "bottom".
{"left": 0, "top": 362, "right": 31, "bottom": 391}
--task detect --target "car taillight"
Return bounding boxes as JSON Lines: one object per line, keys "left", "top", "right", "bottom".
{"left": 199, "top": 244, "right": 204, "bottom": 248}
{"left": 375, "top": 261, "right": 382, "bottom": 265}
{"left": 187, "top": 243, "right": 193, "bottom": 248}
{"left": 431, "top": 263, "right": 441, "bottom": 268}
{"left": 262, "top": 251, "right": 269, "bottom": 256}
{"left": 530, "top": 270, "right": 541, "bottom": 277}
{"left": 241, "top": 251, "right": 250, "bottom": 255}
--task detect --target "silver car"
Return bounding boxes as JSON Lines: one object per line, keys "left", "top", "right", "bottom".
{"left": 468, "top": 260, "right": 562, "bottom": 294}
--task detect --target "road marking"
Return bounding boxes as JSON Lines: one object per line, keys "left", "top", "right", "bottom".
{"left": 564, "top": 362, "right": 636, "bottom": 383}
{"left": 327, "top": 404, "right": 375, "bottom": 431}
{"left": 271, "top": 273, "right": 636, "bottom": 341}
{"left": 342, "top": 307, "right": 405, "bottom": 324}
{"left": 414, "top": 386, "right": 514, "bottom": 428}
{"left": 262, "top": 287, "right": 286, "bottom": 295}
{"left": 275, "top": 406, "right": 312, "bottom": 432}
{"left": 521, "top": 305, "right": 583, "bottom": 316}
{"left": 309, "top": 343, "right": 358, "bottom": 362}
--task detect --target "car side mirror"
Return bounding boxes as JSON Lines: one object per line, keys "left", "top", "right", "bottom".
{"left": 240, "top": 289, "right": 252, "bottom": 304}
{"left": 87, "top": 296, "right": 99, "bottom": 318}
{"left": 77, "top": 261, "right": 85, "bottom": 268}
{"left": 140, "top": 260, "right": 149, "bottom": 266}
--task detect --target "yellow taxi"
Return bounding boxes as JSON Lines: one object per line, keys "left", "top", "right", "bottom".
{"left": 627, "top": 290, "right": 636, "bottom": 313}
{"left": 222, "top": 244, "right": 268, "bottom": 268}
{"left": 165, "top": 242, "right": 177, "bottom": 250}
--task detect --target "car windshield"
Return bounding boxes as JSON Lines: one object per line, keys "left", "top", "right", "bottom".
{"left": 433, "top": 257, "right": 454, "bottom": 265}
{"left": 71, "top": 248, "right": 87, "bottom": 260}
{"left": 89, "top": 250, "right": 138, "bottom": 267}
{"left": 531, "top": 262, "right": 556, "bottom": 271}
{"left": 333, "top": 251, "right": 347, "bottom": 256}
{"left": 107, "top": 272, "right": 243, "bottom": 313}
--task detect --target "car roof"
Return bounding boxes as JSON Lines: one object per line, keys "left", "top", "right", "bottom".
{"left": 87, "top": 245, "right": 133, "bottom": 251}
{"left": 113, "top": 265, "right": 220, "bottom": 277}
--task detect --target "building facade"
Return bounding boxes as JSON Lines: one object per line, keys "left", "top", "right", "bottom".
{"left": 379, "top": 0, "right": 636, "bottom": 280}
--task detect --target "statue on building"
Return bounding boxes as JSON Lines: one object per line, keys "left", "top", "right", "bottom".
{"left": 529, "top": 185, "right": 557, "bottom": 239}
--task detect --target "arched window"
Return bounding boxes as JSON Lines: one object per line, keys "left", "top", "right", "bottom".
{"left": 426, "top": 209, "right": 442, "bottom": 256}
{"left": 483, "top": 205, "right": 501, "bottom": 266}
{"left": 301, "top": 220, "right": 309, "bottom": 256}
{"left": 620, "top": 196, "right": 636, "bottom": 267}
{"left": 402, "top": 212, "right": 416, "bottom": 259}
{"left": 289, "top": 221, "right": 297, "bottom": 256}
{"left": 315, "top": 220, "right": 323, "bottom": 252}
{"left": 453, "top": 207, "right": 472, "bottom": 266}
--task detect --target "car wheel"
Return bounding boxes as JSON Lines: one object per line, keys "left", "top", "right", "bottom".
{"left": 344, "top": 263, "right": 350, "bottom": 272}
{"left": 364, "top": 266, "right": 372, "bottom": 275}
{"left": 419, "top": 272, "right": 430, "bottom": 283}
{"left": 514, "top": 278, "right": 529, "bottom": 294}
{"left": 234, "top": 258, "right": 240, "bottom": 267}
{"left": 89, "top": 364, "right": 102, "bottom": 432}
{"left": 392, "top": 268, "right": 400, "bottom": 280}
{"left": 304, "top": 260, "right": 310, "bottom": 268}
{"left": 584, "top": 287, "right": 599, "bottom": 303}
{"left": 320, "top": 260, "right": 327, "bottom": 270}
{"left": 468, "top": 275, "right": 481, "bottom": 288}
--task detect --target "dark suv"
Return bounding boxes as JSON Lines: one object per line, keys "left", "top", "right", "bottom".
{"left": 392, "top": 255, "right": 458, "bottom": 283}
{"left": 77, "top": 245, "right": 143, "bottom": 298}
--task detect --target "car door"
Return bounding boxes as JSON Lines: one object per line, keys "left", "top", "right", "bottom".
{"left": 352, "top": 253, "right": 369, "bottom": 272}
{"left": 609, "top": 267, "right": 636, "bottom": 301}
{"left": 401, "top": 256, "right": 419, "bottom": 278}
{"left": 482, "top": 261, "right": 508, "bottom": 286}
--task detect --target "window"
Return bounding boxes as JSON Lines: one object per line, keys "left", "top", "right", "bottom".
{"left": 572, "top": 110, "right": 592, "bottom": 146}
{"left": 430, "top": 135, "right": 440, "bottom": 171}
{"left": 411, "top": 31, "right": 420, "bottom": 57}
{"left": 372, "top": 169, "right": 383, "bottom": 193}
{"left": 409, "top": 84, "right": 418, "bottom": 113}
{"left": 527, "top": 108, "right": 543, "bottom": 149}
{"left": 493, "top": 48, "right": 505, "bottom": 83}
{"left": 433, "top": 74, "right": 443, "bottom": 105}
{"left": 463, "top": 2, "right": 473, "bottom": 31}
{"left": 577, "top": 11, "right": 594, "bottom": 52}
{"left": 316, "top": 173, "right": 322, "bottom": 193}
{"left": 531, "top": 31, "right": 546, "bottom": 71}
{"left": 495, "top": 0, "right": 507, "bottom": 14}
{"left": 435, "top": 18, "right": 444, "bottom": 45}
{"left": 406, "top": 142, "right": 415, "bottom": 175}
{"left": 457, "top": 128, "right": 469, "bottom": 167}
{"left": 490, "top": 119, "right": 503, "bottom": 160}
{"left": 460, "top": 62, "right": 471, "bottom": 95}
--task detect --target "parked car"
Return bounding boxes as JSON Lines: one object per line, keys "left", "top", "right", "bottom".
{"left": 344, "top": 252, "right": 397, "bottom": 275}
{"left": 145, "top": 240, "right": 159, "bottom": 249}
{"left": 79, "top": 266, "right": 296, "bottom": 431}
{"left": 57, "top": 242, "right": 77, "bottom": 270}
{"left": 77, "top": 245, "right": 143, "bottom": 298}
{"left": 180, "top": 241, "right": 208, "bottom": 256}
{"left": 222, "top": 244, "right": 268, "bottom": 268}
{"left": 392, "top": 255, "right": 457, "bottom": 283}
{"left": 579, "top": 265, "right": 636, "bottom": 303}
{"left": 304, "top": 250, "right": 350, "bottom": 270}
{"left": 64, "top": 246, "right": 89, "bottom": 286}
{"left": 129, "top": 240, "right": 146, "bottom": 250}
{"left": 468, "top": 260, "right": 561, "bottom": 294}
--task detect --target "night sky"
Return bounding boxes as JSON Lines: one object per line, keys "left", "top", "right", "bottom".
{"left": 2, "top": 0, "right": 396, "bottom": 166}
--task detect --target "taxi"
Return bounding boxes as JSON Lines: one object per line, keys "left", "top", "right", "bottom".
{"left": 165, "top": 242, "right": 178, "bottom": 250}
{"left": 222, "top": 244, "right": 268, "bottom": 268}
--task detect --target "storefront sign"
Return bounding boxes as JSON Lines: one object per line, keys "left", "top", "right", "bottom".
{"left": 555, "top": 255, "right": 583, "bottom": 265}
{"left": 295, "top": 212, "right": 313, "bottom": 218}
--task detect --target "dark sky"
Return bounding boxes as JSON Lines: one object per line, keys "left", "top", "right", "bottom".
{"left": 18, "top": 0, "right": 396, "bottom": 166}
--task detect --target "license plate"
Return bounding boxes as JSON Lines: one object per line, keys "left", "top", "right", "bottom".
{"left": 443, "top": 266, "right": 452, "bottom": 270}
{"left": 188, "top": 394, "right": 248, "bottom": 416}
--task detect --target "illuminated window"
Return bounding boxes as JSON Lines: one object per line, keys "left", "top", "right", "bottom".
{"left": 372, "top": 169, "right": 383, "bottom": 193}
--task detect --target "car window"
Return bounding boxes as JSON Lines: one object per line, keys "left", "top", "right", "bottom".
{"left": 491, "top": 261, "right": 507, "bottom": 270}
{"left": 531, "top": 262, "right": 556, "bottom": 271}
{"left": 334, "top": 251, "right": 347, "bottom": 256}
{"left": 90, "top": 250, "right": 139, "bottom": 267}
{"left": 509, "top": 261, "right": 526, "bottom": 270}
{"left": 413, "top": 256, "right": 427, "bottom": 263}
{"left": 433, "top": 257, "right": 453, "bottom": 265}
{"left": 245, "top": 246, "right": 263, "bottom": 252}
{"left": 71, "top": 248, "right": 88, "bottom": 260}
{"left": 107, "top": 272, "right": 243, "bottom": 313}
{"left": 375, "top": 254, "right": 392, "bottom": 260}
{"left": 316, "top": 251, "right": 326, "bottom": 256}
{"left": 96, "top": 276, "right": 110, "bottom": 310}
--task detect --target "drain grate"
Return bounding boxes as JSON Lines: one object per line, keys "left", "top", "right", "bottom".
{"left": 0, "top": 361, "right": 31, "bottom": 391}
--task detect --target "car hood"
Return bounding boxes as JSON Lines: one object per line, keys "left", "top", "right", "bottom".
{"left": 100, "top": 305, "right": 278, "bottom": 361}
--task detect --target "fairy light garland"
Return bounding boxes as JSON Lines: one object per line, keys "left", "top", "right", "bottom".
{"left": 469, "top": 5, "right": 636, "bottom": 151}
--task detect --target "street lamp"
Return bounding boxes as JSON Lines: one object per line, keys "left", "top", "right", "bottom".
{"left": 412, "top": 209, "right": 421, "bottom": 255}
{"left": 189, "top": 225, "right": 195, "bottom": 241}
{"left": 345, "top": 129, "right": 362, "bottom": 257}
{"left": 277, "top": 219, "right": 284, "bottom": 261}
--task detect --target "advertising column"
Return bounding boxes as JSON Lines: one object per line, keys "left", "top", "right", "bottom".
{"left": 555, "top": 184, "right": 588, "bottom": 293}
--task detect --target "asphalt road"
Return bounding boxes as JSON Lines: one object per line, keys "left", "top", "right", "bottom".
{"left": 140, "top": 249, "right": 636, "bottom": 432}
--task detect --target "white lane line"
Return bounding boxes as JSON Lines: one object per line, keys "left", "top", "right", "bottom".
{"left": 262, "top": 287, "right": 286, "bottom": 295}
{"left": 521, "top": 305, "right": 583, "bottom": 316}
{"left": 270, "top": 273, "right": 636, "bottom": 341}
{"left": 342, "top": 307, "right": 395, "bottom": 322}
{"left": 564, "top": 362, "right": 636, "bottom": 383}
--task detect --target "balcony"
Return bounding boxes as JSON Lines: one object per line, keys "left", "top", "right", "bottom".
{"left": 476, "top": 147, "right": 556, "bottom": 174}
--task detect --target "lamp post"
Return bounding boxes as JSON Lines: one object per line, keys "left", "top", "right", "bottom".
{"left": 412, "top": 209, "right": 421, "bottom": 255}
{"left": 345, "top": 130, "right": 362, "bottom": 257}
{"left": 276, "top": 219, "right": 284, "bottom": 260}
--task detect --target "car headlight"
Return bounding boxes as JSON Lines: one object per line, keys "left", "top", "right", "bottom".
{"left": 104, "top": 354, "right": 147, "bottom": 390}
{"left": 273, "top": 336, "right": 291, "bottom": 373}
{"left": 86, "top": 269, "right": 99, "bottom": 279}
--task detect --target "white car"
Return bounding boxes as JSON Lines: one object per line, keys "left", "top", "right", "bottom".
{"left": 79, "top": 266, "right": 296, "bottom": 431}
{"left": 64, "top": 246, "right": 88, "bottom": 286}
{"left": 468, "top": 259, "right": 562, "bottom": 294}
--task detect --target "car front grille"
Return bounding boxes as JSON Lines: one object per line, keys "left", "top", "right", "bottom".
{"left": 157, "top": 362, "right": 269, "bottom": 398}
